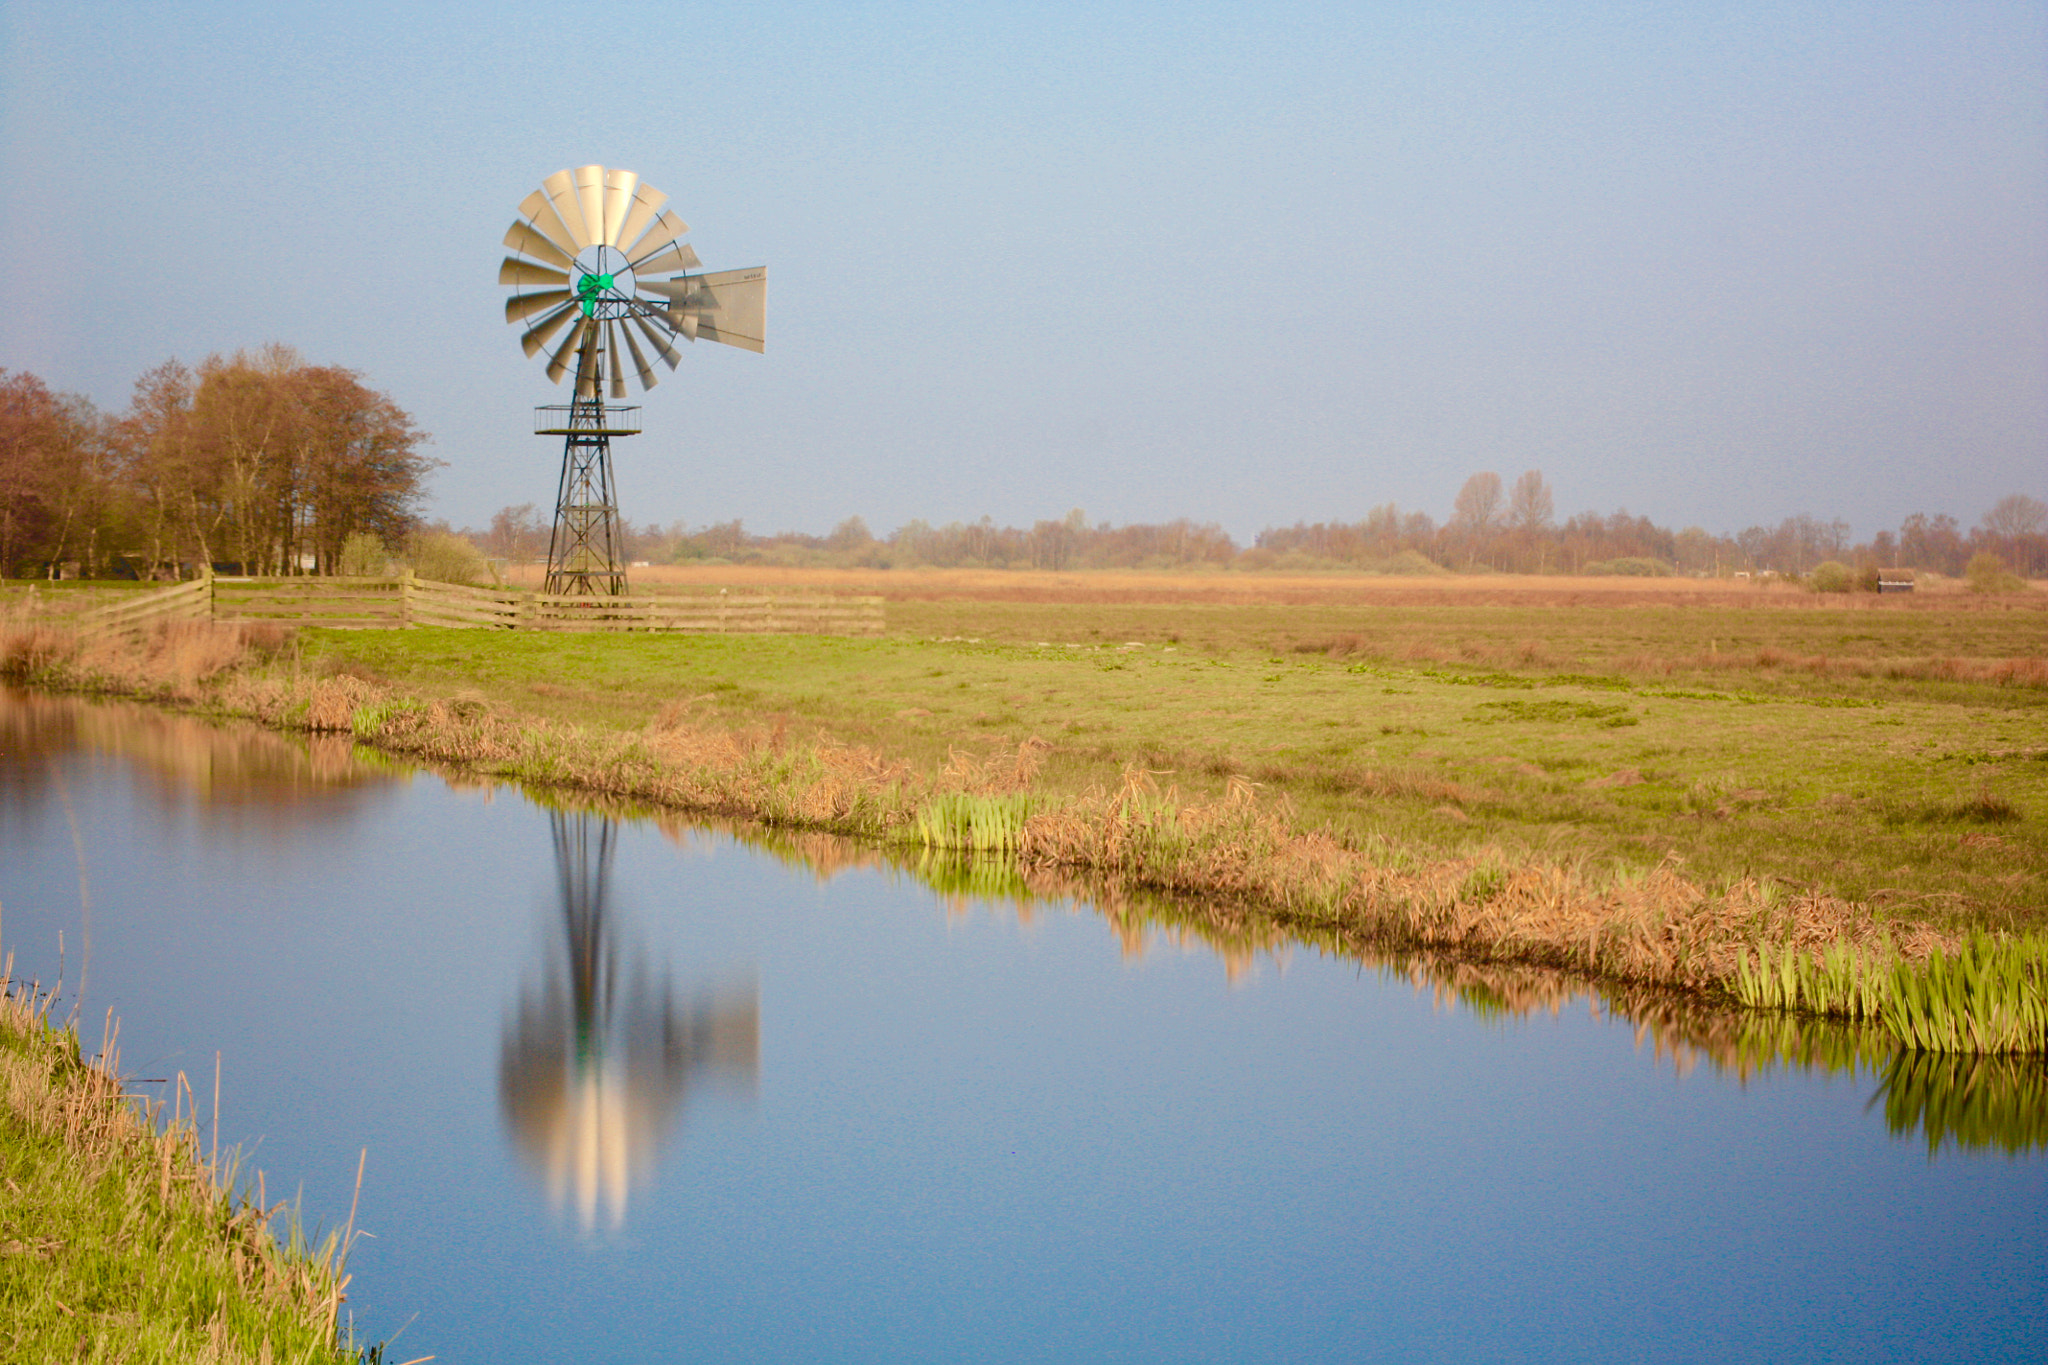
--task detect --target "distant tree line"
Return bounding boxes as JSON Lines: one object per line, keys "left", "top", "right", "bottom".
{"left": 472, "top": 469, "right": 2044, "bottom": 582}
{"left": 1255, "top": 473, "right": 2046, "bottom": 580}
{"left": 0, "top": 352, "right": 432, "bottom": 579}
{"left": 472, "top": 505, "right": 1241, "bottom": 573}
{"left": 3, "top": 364, "right": 2035, "bottom": 585}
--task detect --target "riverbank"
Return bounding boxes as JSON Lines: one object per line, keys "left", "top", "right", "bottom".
{"left": 4, "top": 577, "right": 2044, "bottom": 1050}
{"left": 0, "top": 974, "right": 365, "bottom": 1363}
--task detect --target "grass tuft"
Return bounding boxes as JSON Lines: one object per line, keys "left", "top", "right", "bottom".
{"left": 1734, "top": 930, "right": 2048, "bottom": 1053}
{"left": 0, "top": 969, "right": 372, "bottom": 1362}
{"left": 1881, "top": 932, "right": 2048, "bottom": 1053}
{"left": 913, "top": 792, "right": 1036, "bottom": 852}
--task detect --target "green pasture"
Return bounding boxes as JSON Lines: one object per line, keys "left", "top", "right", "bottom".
{"left": 300, "top": 593, "right": 2048, "bottom": 932}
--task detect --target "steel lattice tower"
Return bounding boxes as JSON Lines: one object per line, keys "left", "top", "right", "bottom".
{"left": 536, "top": 346, "right": 638, "bottom": 596}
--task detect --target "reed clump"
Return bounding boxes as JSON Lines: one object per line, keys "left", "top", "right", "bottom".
{"left": 1881, "top": 932, "right": 2048, "bottom": 1054}
{"left": 1012, "top": 771, "right": 1945, "bottom": 996}
{"left": 913, "top": 792, "right": 1037, "bottom": 852}
{"left": 1734, "top": 938, "right": 1896, "bottom": 1022}
{"left": 1734, "top": 931, "right": 2048, "bottom": 1054}
{"left": 0, "top": 966, "right": 367, "bottom": 1363}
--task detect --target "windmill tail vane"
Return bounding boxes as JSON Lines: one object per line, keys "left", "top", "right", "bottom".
{"left": 499, "top": 165, "right": 765, "bottom": 595}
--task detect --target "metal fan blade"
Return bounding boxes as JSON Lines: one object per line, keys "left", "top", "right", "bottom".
{"left": 520, "top": 300, "right": 579, "bottom": 357}
{"left": 516, "top": 193, "right": 579, "bottom": 261}
{"left": 618, "top": 315, "right": 658, "bottom": 391}
{"left": 503, "top": 221, "right": 575, "bottom": 271}
{"left": 520, "top": 192, "right": 585, "bottom": 261}
{"left": 671, "top": 309, "right": 700, "bottom": 341}
{"left": 626, "top": 211, "right": 690, "bottom": 268}
{"left": 695, "top": 323, "right": 763, "bottom": 353}
{"left": 601, "top": 169, "right": 638, "bottom": 248}
{"left": 634, "top": 275, "right": 714, "bottom": 304}
{"left": 614, "top": 182, "right": 668, "bottom": 258}
{"left": 506, "top": 288, "right": 572, "bottom": 323}
{"left": 628, "top": 242, "right": 701, "bottom": 279}
{"left": 543, "top": 169, "right": 593, "bottom": 250}
{"left": 573, "top": 324, "right": 601, "bottom": 398}
{"left": 605, "top": 322, "right": 628, "bottom": 400}
{"left": 498, "top": 257, "right": 569, "bottom": 288}
{"left": 657, "top": 268, "right": 766, "bottom": 353}
{"left": 544, "top": 316, "right": 590, "bottom": 383}
{"left": 575, "top": 166, "right": 607, "bottom": 254}
{"left": 699, "top": 267, "right": 767, "bottom": 352}
{"left": 629, "top": 312, "right": 683, "bottom": 369}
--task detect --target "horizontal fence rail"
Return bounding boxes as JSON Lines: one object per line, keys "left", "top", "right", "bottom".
{"left": 74, "top": 577, "right": 212, "bottom": 634}
{"left": 215, "top": 577, "right": 408, "bottom": 630}
{"left": 75, "top": 574, "right": 883, "bottom": 637}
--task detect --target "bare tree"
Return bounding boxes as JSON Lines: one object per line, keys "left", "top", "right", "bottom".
{"left": 1452, "top": 472, "right": 1504, "bottom": 531}
{"left": 0, "top": 371, "right": 71, "bottom": 575}
{"left": 1899, "top": 512, "right": 1965, "bottom": 576}
{"left": 827, "top": 516, "right": 873, "bottom": 552}
{"left": 1980, "top": 493, "right": 2047, "bottom": 576}
{"left": 487, "top": 504, "right": 546, "bottom": 563}
{"left": 113, "top": 360, "right": 202, "bottom": 576}
{"left": 1450, "top": 471, "right": 1504, "bottom": 567}
{"left": 1508, "top": 470, "right": 1553, "bottom": 532}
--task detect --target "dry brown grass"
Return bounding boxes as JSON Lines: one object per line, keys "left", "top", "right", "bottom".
{"left": 517, "top": 563, "right": 1811, "bottom": 607}
{"left": 2, "top": 616, "right": 293, "bottom": 697}
{"left": 503, "top": 561, "right": 2042, "bottom": 609}
{"left": 1008, "top": 767, "right": 1955, "bottom": 991}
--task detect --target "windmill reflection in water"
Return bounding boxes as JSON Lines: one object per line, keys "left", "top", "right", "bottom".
{"left": 499, "top": 811, "right": 757, "bottom": 1229}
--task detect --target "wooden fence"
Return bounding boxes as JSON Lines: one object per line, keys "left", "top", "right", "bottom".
{"left": 78, "top": 574, "right": 884, "bottom": 637}
{"left": 72, "top": 577, "right": 212, "bottom": 636}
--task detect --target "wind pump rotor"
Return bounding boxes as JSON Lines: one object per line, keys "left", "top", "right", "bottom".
{"left": 498, "top": 165, "right": 767, "bottom": 400}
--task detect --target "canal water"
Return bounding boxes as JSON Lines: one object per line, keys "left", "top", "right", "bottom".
{"left": 1, "top": 691, "right": 2042, "bottom": 1363}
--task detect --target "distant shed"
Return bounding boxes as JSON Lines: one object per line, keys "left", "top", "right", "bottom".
{"left": 1878, "top": 571, "right": 1915, "bottom": 593}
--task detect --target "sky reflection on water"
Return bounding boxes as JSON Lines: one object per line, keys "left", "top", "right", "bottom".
{"left": 0, "top": 691, "right": 2043, "bottom": 1363}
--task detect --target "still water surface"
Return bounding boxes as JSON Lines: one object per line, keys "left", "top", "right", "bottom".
{"left": 1, "top": 692, "right": 2043, "bottom": 1363}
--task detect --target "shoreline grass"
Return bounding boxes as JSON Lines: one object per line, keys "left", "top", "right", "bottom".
{"left": 5, "top": 591, "right": 2043, "bottom": 1055}
{"left": 1734, "top": 932, "right": 2048, "bottom": 1053}
{"left": 0, "top": 963, "right": 379, "bottom": 1364}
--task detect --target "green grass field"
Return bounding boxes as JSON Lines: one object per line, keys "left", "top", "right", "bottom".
{"left": 296, "top": 581, "right": 2048, "bottom": 933}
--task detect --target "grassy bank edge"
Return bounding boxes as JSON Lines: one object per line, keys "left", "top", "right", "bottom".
{"left": 9, "top": 622, "right": 2045, "bottom": 1056}
{"left": 0, "top": 972, "right": 385, "bottom": 1364}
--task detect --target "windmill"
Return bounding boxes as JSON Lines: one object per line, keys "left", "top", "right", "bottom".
{"left": 499, "top": 165, "right": 766, "bottom": 596}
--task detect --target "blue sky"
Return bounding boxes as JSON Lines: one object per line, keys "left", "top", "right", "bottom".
{"left": 2, "top": 1, "right": 2042, "bottom": 542}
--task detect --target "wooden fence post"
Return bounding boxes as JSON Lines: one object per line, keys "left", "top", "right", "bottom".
{"left": 401, "top": 570, "right": 415, "bottom": 627}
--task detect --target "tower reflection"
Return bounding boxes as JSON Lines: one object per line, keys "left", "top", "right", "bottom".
{"left": 499, "top": 811, "right": 758, "bottom": 1229}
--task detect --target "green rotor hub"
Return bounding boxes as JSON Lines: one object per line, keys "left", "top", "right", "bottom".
{"left": 575, "top": 271, "right": 614, "bottom": 317}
